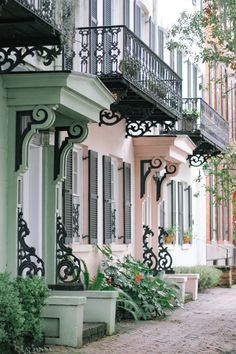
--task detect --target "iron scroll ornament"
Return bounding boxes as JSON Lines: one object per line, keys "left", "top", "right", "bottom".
{"left": 142, "top": 225, "right": 159, "bottom": 275}
{"left": 0, "top": 46, "right": 62, "bottom": 73}
{"left": 56, "top": 216, "right": 83, "bottom": 285}
{"left": 157, "top": 227, "right": 174, "bottom": 274}
{"left": 18, "top": 209, "right": 45, "bottom": 277}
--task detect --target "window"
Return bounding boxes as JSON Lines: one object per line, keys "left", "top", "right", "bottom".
{"left": 149, "top": 16, "right": 156, "bottom": 51}
{"left": 103, "top": 156, "right": 131, "bottom": 244}
{"left": 178, "top": 182, "right": 184, "bottom": 243}
{"left": 134, "top": 0, "right": 141, "bottom": 37}
{"left": 169, "top": 49, "right": 175, "bottom": 70}
{"left": 89, "top": 150, "right": 98, "bottom": 244}
{"left": 193, "top": 65, "right": 198, "bottom": 98}
{"left": 158, "top": 28, "right": 164, "bottom": 60}
{"left": 123, "top": 0, "right": 130, "bottom": 27}
{"left": 187, "top": 60, "right": 192, "bottom": 97}
{"left": 72, "top": 148, "right": 83, "bottom": 242}
{"left": 177, "top": 50, "right": 182, "bottom": 78}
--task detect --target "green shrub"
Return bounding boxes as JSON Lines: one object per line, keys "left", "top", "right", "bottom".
{"left": 98, "top": 246, "right": 180, "bottom": 320}
{"left": 175, "top": 265, "right": 222, "bottom": 291}
{"left": 0, "top": 273, "right": 48, "bottom": 354}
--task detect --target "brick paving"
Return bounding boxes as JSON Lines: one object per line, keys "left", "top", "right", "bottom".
{"left": 42, "top": 286, "right": 236, "bottom": 354}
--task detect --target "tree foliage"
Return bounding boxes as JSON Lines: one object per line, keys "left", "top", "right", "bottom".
{"left": 167, "top": 0, "right": 236, "bottom": 70}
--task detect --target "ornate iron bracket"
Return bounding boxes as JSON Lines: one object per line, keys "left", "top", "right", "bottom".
{"left": 140, "top": 157, "right": 164, "bottom": 199}
{"left": 153, "top": 163, "right": 178, "bottom": 202}
{"left": 56, "top": 216, "right": 83, "bottom": 285}
{"left": 142, "top": 225, "right": 158, "bottom": 275}
{"left": 99, "top": 109, "right": 123, "bottom": 126}
{"left": 18, "top": 208, "right": 45, "bottom": 277}
{"left": 0, "top": 46, "right": 62, "bottom": 73}
{"left": 157, "top": 227, "right": 174, "bottom": 273}
{"left": 15, "top": 105, "right": 56, "bottom": 173}
{"left": 54, "top": 121, "right": 88, "bottom": 181}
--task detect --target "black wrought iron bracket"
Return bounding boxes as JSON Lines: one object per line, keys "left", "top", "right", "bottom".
{"left": 141, "top": 158, "right": 177, "bottom": 201}
{"left": 18, "top": 208, "right": 45, "bottom": 277}
{"left": 54, "top": 121, "right": 88, "bottom": 180}
{"left": 142, "top": 225, "right": 158, "bottom": 275}
{"left": 157, "top": 227, "right": 174, "bottom": 273}
{"left": 0, "top": 46, "right": 62, "bottom": 73}
{"left": 99, "top": 109, "right": 177, "bottom": 137}
{"left": 56, "top": 215, "right": 83, "bottom": 285}
{"left": 188, "top": 142, "right": 220, "bottom": 167}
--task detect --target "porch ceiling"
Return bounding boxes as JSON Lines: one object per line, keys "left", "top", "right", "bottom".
{"left": 133, "top": 135, "right": 196, "bottom": 164}
{"left": 2, "top": 71, "right": 114, "bottom": 123}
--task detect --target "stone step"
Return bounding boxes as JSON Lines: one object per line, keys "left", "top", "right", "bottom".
{"left": 184, "top": 292, "right": 193, "bottom": 303}
{"left": 83, "top": 322, "right": 107, "bottom": 345}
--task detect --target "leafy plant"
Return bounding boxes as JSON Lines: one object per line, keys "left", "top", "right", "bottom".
{"left": 119, "top": 57, "right": 140, "bottom": 78}
{"left": 147, "top": 80, "right": 167, "bottom": 98}
{"left": 80, "top": 258, "right": 114, "bottom": 291}
{"left": 98, "top": 246, "right": 180, "bottom": 320}
{"left": 182, "top": 109, "right": 199, "bottom": 120}
{"left": 175, "top": 265, "right": 222, "bottom": 291}
{"left": 0, "top": 273, "right": 49, "bottom": 354}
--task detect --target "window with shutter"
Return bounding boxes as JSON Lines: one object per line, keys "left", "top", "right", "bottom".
{"left": 124, "top": 0, "right": 130, "bottom": 27}
{"left": 89, "top": 150, "right": 98, "bottom": 244}
{"left": 149, "top": 16, "right": 156, "bottom": 51}
{"left": 103, "top": 0, "right": 112, "bottom": 74}
{"left": 171, "top": 180, "right": 177, "bottom": 227}
{"left": 134, "top": 0, "right": 141, "bottom": 37}
{"left": 72, "top": 147, "right": 83, "bottom": 242}
{"left": 103, "top": 155, "right": 112, "bottom": 244}
{"left": 160, "top": 201, "right": 165, "bottom": 228}
{"left": 193, "top": 65, "right": 198, "bottom": 97}
{"left": 123, "top": 162, "right": 131, "bottom": 244}
{"left": 178, "top": 182, "right": 184, "bottom": 243}
{"left": 63, "top": 150, "right": 73, "bottom": 243}
{"left": 188, "top": 185, "right": 192, "bottom": 228}
{"left": 158, "top": 28, "right": 164, "bottom": 60}
{"left": 89, "top": 0, "right": 98, "bottom": 74}
{"left": 187, "top": 60, "right": 192, "bottom": 97}
{"left": 210, "top": 174, "right": 214, "bottom": 241}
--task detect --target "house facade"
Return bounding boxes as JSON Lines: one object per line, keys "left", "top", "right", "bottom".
{"left": 0, "top": 0, "right": 233, "bottom": 291}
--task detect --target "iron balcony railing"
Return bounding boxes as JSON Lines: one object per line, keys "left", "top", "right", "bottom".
{"left": 14, "top": 0, "right": 57, "bottom": 27}
{"left": 178, "top": 98, "right": 229, "bottom": 149}
{"left": 74, "top": 25, "right": 182, "bottom": 119}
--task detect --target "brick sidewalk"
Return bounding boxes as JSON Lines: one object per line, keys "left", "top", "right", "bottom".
{"left": 41, "top": 286, "right": 236, "bottom": 354}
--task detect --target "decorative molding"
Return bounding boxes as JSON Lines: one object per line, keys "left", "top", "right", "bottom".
{"left": 56, "top": 216, "right": 83, "bottom": 285}
{"left": 142, "top": 225, "right": 158, "bottom": 275}
{"left": 0, "top": 46, "right": 61, "bottom": 73}
{"left": 157, "top": 227, "right": 174, "bottom": 273}
{"left": 15, "top": 105, "right": 56, "bottom": 174}
{"left": 54, "top": 121, "right": 88, "bottom": 181}
{"left": 18, "top": 208, "right": 45, "bottom": 277}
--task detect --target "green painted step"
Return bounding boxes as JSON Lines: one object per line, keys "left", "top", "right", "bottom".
{"left": 83, "top": 322, "right": 107, "bottom": 345}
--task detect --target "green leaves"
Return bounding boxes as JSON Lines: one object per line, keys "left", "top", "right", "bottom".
{"left": 98, "top": 246, "right": 180, "bottom": 321}
{"left": 175, "top": 266, "right": 222, "bottom": 290}
{"left": 0, "top": 273, "right": 48, "bottom": 354}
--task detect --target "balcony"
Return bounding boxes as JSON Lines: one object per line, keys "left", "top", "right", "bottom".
{"left": 0, "top": 0, "right": 64, "bottom": 46}
{"left": 167, "top": 98, "right": 229, "bottom": 166}
{"left": 75, "top": 26, "right": 182, "bottom": 123}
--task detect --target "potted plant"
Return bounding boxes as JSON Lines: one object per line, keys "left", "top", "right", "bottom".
{"left": 165, "top": 225, "right": 178, "bottom": 244}
{"left": 147, "top": 79, "right": 167, "bottom": 99}
{"left": 183, "top": 228, "right": 192, "bottom": 244}
{"left": 182, "top": 109, "right": 199, "bottom": 130}
{"left": 119, "top": 57, "right": 140, "bottom": 78}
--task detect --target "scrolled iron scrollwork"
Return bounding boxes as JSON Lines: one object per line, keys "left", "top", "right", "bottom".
{"left": 56, "top": 216, "right": 83, "bottom": 284}
{"left": 160, "top": 120, "right": 176, "bottom": 134}
{"left": 0, "top": 46, "right": 61, "bottom": 73}
{"left": 18, "top": 209, "right": 45, "bottom": 277}
{"left": 72, "top": 202, "right": 80, "bottom": 239}
{"left": 142, "top": 225, "right": 158, "bottom": 275}
{"left": 99, "top": 109, "right": 123, "bottom": 126}
{"left": 188, "top": 154, "right": 210, "bottom": 167}
{"left": 157, "top": 227, "right": 174, "bottom": 273}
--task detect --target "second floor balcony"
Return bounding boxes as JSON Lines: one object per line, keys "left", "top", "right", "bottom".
{"left": 0, "top": 0, "right": 65, "bottom": 46}
{"left": 75, "top": 25, "right": 182, "bottom": 122}
{"left": 166, "top": 98, "right": 229, "bottom": 166}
